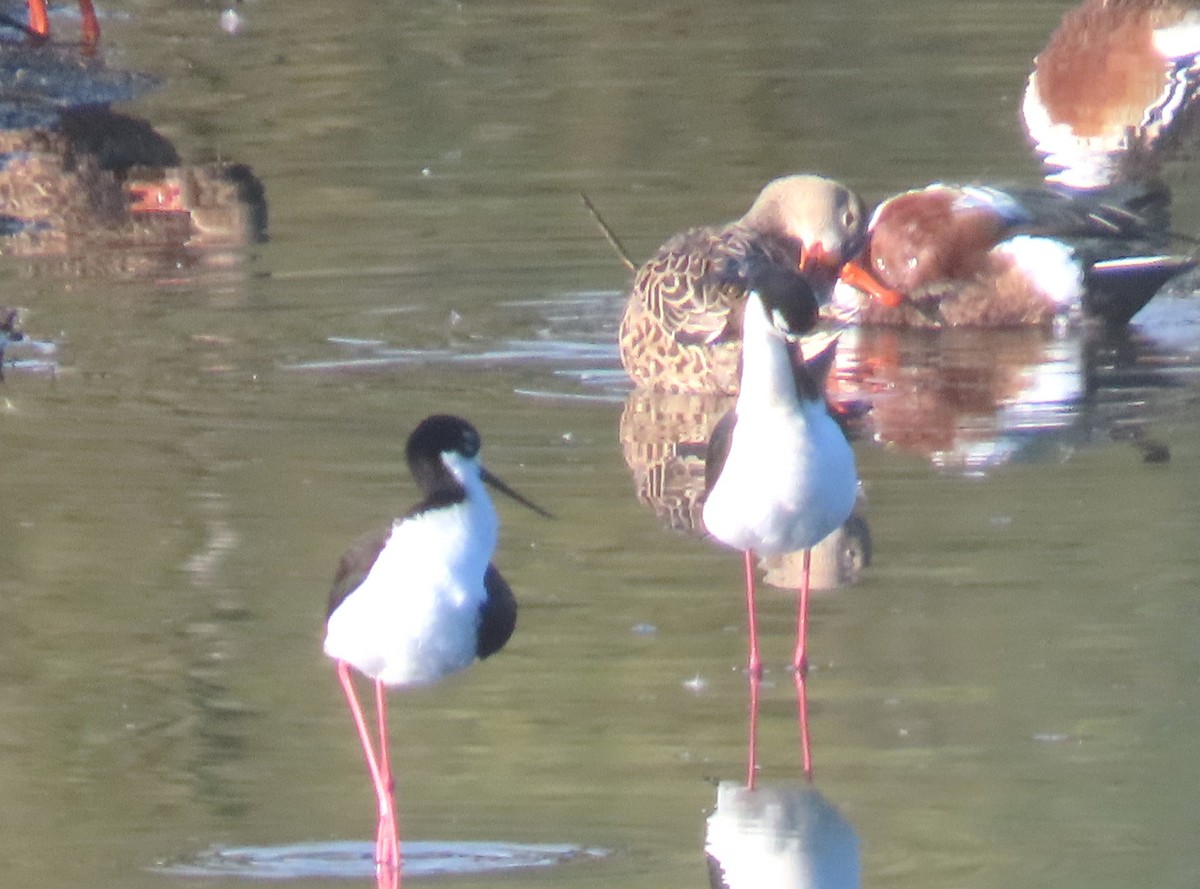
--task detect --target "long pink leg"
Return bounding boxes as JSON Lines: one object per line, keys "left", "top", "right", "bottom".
{"left": 26, "top": 0, "right": 49, "bottom": 37}
{"left": 791, "top": 549, "right": 812, "bottom": 674}
{"left": 793, "top": 667, "right": 813, "bottom": 780}
{"left": 744, "top": 550, "right": 762, "bottom": 678}
{"left": 25, "top": 0, "right": 99, "bottom": 45}
{"left": 336, "top": 662, "right": 400, "bottom": 889}
{"left": 746, "top": 667, "right": 761, "bottom": 789}
{"left": 78, "top": 0, "right": 98, "bottom": 47}
{"left": 374, "top": 679, "right": 400, "bottom": 888}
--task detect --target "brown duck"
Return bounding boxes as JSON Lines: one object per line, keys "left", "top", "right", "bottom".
{"left": 618, "top": 174, "right": 867, "bottom": 394}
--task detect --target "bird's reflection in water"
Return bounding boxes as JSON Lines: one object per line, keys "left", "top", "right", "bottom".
{"left": 707, "top": 668, "right": 860, "bottom": 889}
{"left": 705, "top": 781, "right": 860, "bottom": 889}
{"left": 830, "top": 322, "right": 1183, "bottom": 473}
{"left": 618, "top": 388, "right": 871, "bottom": 592}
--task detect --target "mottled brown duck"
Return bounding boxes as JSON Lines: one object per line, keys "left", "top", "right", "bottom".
{"left": 619, "top": 174, "right": 866, "bottom": 393}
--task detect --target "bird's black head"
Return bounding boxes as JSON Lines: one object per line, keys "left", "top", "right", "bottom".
{"left": 407, "top": 414, "right": 481, "bottom": 472}
{"left": 721, "top": 245, "right": 820, "bottom": 337}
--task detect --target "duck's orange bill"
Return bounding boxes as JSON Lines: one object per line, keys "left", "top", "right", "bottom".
{"left": 837, "top": 260, "right": 906, "bottom": 309}
{"left": 127, "top": 181, "right": 186, "bottom": 214}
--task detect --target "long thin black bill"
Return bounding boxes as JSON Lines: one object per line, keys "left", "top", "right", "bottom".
{"left": 481, "top": 468, "right": 554, "bottom": 519}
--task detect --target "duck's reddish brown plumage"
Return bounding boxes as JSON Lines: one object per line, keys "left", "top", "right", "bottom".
{"left": 1024, "top": 0, "right": 1200, "bottom": 186}
{"left": 863, "top": 189, "right": 1010, "bottom": 294}
{"left": 835, "top": 183, "right": 1192, "bottom": 328}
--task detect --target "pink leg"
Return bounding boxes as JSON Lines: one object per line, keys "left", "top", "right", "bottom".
{"left": 746, "top": 667, "right": 761, "bottom": 789}
{"left": 336, "top": 662, "right": 400, "bottom": 889}
{"left": 374, "top": 679, "right": 400, "bottom": 889}
{"left": 793, "top": 667, "right": 813, "bottom": 780}
{"left": 792, "top": 549, "right": 812, "bottom": 674}
{"left": 744, "top": 550, "right": 762, "bottom": 678}
{"left": 25, "top": 0, "right": 99, "bottom": 46}
{"left": 78, "top": 0, "right": 98, "bottom": 47}
{"left": 27, "top": 0, "right": 50, "bottom": 37}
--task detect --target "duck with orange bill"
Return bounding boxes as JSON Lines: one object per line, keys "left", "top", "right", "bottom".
{"left": 833, "top": 182, "right": 1196, "bottom": 328}
{"left": 619, "top": 174, "right": 866, "bottom": 394}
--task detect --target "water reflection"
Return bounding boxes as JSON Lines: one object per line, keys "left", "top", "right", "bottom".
{"left": 0, "top": 305, "right": 20, "bottom": 378}
{"left": 829, "top": 319, "right": 1191, "bottom": 473}
{"left": 706, "top": 668, "right": 859, "bottom": 889}
{"left": 0, "top": 304, "right": 56, "bottom": 376}
{"left": 156, "top": 839, "right": 606, "bottom": 880}
{"left": 706, "top": 782, "right": 860, "bottom": 889}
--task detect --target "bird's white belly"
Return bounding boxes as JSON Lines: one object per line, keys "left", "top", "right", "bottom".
{"left": 703, "top": 411, "right": 857, "bottom": 556}
{"left": 323, "top": 509, "right": 491, "bottom": 687}
{"left": 324, "top": 580, "right": 481, "bottom": 686}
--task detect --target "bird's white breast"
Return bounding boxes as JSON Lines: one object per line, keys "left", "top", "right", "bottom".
{"left": 323, "top": 488, "right": 498, "bottom": 687}
{"left": 703, "top": 401, "right": 857, "bottom": 556}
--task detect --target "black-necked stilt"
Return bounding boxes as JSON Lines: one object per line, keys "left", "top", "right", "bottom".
{"left": 323, "top": 414, "right": 550, "bottom": 889}
{"left": 702, "top": 252, "right": 858, "bottom": 678}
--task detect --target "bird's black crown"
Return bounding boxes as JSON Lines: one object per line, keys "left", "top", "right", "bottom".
{"left": 719, "top": 245, "right": 819, "bottom": 336}
{"left": 407, "top": 415, "right": 482, "bottom": 468}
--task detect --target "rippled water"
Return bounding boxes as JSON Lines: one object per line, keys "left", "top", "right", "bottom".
{"left": 3, "top": 2, "right": 1200, "bottom": 889}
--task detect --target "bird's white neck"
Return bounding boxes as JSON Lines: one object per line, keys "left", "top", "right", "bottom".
{"left": 738, "top": 293, "right": 802, "bottom": 414}
{"left": 440, "top": 452, "right": 499, "bottom": 564}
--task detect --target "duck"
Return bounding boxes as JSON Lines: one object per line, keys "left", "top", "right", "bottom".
{"left": 619, "top": 174, "right": 867, "bottom": 394}
{"left": 1023, "top": 0, "right": 1200, "bottom": 189}
{"left": 0, "top": 108, "right": 266, "bottom": 269}
{"left": 832, "top": 182, "right": 1196, "bottom": 328}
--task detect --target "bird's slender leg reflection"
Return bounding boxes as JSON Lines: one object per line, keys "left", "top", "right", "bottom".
{"left": 794, "top": 667, "right": 813, "bottom": 780}
{"left": 746, "top": 623, "right": 813, "bottom": 787}
{"left": 336, "top": 662, "right": 401, "bottom": 889}
{"left": 744, "top": 551, "right": 762, "bottom": 677}
{"left": 746, "top": 667, "right": 761, "bottom": 790}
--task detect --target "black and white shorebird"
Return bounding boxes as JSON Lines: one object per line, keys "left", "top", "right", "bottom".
{"left": 322, "top": 414, "right": 551, "bottom": 889}
{"left": 702, "top": 252, "right": 859, "bottom": 677}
